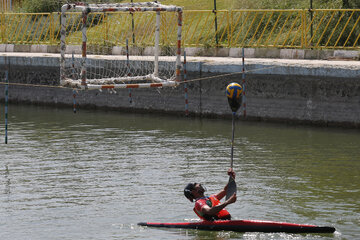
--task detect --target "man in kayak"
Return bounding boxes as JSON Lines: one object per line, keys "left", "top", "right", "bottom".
{"left": 184, "top": 169, "right": 237, "bottom": 221}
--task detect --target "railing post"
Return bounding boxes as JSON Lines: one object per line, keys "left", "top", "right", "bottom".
{"left": 302, "top": 10, "right": 306, "bottom": 48}
{"left": 4, "top": 69, "right": 9, "bottom": 144}
{"left": 226, "top": 10, "right": 230, "bottom": 48}
{"left": 131, "top": 0, "right": 135, "bottom": 44}
{"left": 50, "top": 12, "right": 54, "bottom": 44}
{"left": 213, "top": 0, "right": 219, "bottom": 47}
{"left": 310, "top": 0, "right": 313, "bottom": 40}
{"left": 0, "top": 12, "right": 3, "bottom": 44}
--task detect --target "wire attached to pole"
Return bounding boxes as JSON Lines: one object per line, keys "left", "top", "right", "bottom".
{"left": 242, "top": 48, "right": 246, "bottom": 118}
{"left": 73, "top": 89, "right": 77, "bottom": 113}
{"left": 126, "top": 39, "right": 133, "bottom": 104}
{"left": 5, "top": 70, "right": 9, "bottom": 144}
{"left": 184, "top": 50, "right": 189, "bottom": 116}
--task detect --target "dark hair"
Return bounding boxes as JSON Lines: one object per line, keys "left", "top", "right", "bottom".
{"left": 184, "top": 183, "right": 195, "bottom": 202}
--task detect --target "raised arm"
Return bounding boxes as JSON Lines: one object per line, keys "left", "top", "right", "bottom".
{"left": 215, "top": 168, "right": 236, "bottom": 200}
{"left": 201, "top": 193, "right": 237, "bottom": 216}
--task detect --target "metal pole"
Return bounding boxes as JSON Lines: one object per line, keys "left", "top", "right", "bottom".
{"left": 5, "top": 70, "right": 8, "bottom": 144}
{"left": 310, "top": 0, "right": 313, "bottom": 43}
{"left": 176, "top": 9, "right": 182, "bottom": 83}
{"left": 60, "top": 4, "right": 68, "bottom": 86}
{"left": 73, "top": 90, "right": 77, "bottom": 114}
{"left": 199, "top": 62, "right": 202, "bottom": 114}
{"left": 184, "top": 50, "right": 188, "bottom": 116}
{"left": 131, "top": 0, "right": 135, "bottom": 44}
{"left": 126, "top": 38, "right": 132, "bottom": 104}
{"left": 71, "top": 51, "right": 77, "bottom": 113}
{"left": 213, "top": 0, "right": 219, "bottom": 46}
{"left": 81, "top": 8, "right": 88, "bottom": 89}
{"left": 154, "top": 11, "right": 160, "bottom": 77}
{"left": 242, "top": 48, "right": 246, "bottom": 118}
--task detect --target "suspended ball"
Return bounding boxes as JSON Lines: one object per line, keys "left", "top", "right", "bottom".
{"left": 226, "top": 83, "right": 242, "bottom": 100}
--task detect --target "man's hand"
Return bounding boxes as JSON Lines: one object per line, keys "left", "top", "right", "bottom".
{"left": 227, "top": 168, "right": 236, "bottom": 179}
{"left": 226, "top": 193, "right": 237, "bottom": 205}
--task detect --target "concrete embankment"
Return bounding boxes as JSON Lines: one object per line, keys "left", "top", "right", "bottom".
{"left": 0, "top": 52, "right": 360, "bottom": 128}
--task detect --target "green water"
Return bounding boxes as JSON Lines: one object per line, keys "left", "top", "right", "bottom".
{"left": 0, "top": 104, "right": 359, "bottom": 239}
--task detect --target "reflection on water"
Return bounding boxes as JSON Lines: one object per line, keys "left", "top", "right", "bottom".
{"left": 0, "top": 104, "right": 359, "bottom": 240}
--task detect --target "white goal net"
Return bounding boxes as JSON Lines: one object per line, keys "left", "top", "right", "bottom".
{"left": 60, "top": 2, "right": 183, "bottom": 90}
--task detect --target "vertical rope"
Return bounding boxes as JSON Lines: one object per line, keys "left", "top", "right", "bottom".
{"left": 242, "top": 48, "right": 246, "bottom": 117}
{"left": 126, "top": 39, "right": 132, "bottom": 104}
{"left": 4, "top": 70, "right": 8, "bottom": 144}
{"left": 183, "top": 51, "right": 188, "bottom": 116}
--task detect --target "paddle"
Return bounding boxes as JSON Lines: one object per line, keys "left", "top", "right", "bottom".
{"left": 225, "top": 83, "right": 243, "bottom": 200}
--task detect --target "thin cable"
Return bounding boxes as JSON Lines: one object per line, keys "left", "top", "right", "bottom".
{"left": 179, "top": 65, "right": 279, "bottom": 85}
{"left": 0, "top": 66, "right": 279, "bottom": 90}
{"left": 0, "top": 82, "right": 67, "bottom": 89}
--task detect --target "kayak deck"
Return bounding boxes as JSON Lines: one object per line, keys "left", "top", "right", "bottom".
{"left": 138, "top": 220, "right": 336, "bottom": 233}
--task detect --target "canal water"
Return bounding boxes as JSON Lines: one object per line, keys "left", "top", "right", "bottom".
{"left": 0, "top": 104, "right": 359, "bottom": 240}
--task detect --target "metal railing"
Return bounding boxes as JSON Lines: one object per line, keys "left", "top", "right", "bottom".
{"left": 1, "top": 9, "right": 359, "bottom": 49}
{"left": 0, "top": 0, "right": 12, "bottom": 12}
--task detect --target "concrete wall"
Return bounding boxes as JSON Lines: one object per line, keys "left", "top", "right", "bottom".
{"left": 1, "top": 44, "right": 360, "bottom": 60}
{"left": 0, "top": 53, "right": 360, "bottom": 128}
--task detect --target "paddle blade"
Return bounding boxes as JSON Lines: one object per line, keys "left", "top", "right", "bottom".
{"left": 226, "top": 176, "right": 237, "bottom": 200}
{"left": 226, "top": 83, "right": 243, "bottom": 112}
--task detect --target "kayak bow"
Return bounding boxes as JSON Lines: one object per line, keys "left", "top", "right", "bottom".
{"left": 138, "top": 220, "right": 335, "bottom": 233}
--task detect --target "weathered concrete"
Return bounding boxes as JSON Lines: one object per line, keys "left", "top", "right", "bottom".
{"left": 0, "top": 52, "right": 360, "bottom": 127}
{"left": 1, "top": 44, "right": 360, "bottom": 60}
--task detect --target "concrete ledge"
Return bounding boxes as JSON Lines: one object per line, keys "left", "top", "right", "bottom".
{"left": 65, "top": 45, "right": 82, "bottom": 54}
{"left": 214, "top": 48, "right": 230, "bottom": 57}
{"left": 47, "top": 45, "right": 60, "bottom": 53}
{"left": 229, "top": 48, "right": 256, "bottom": 58}
{"left": 1, "top": 53, "right": 360, "bottom": 127}
{"left": 333, "top": 50, "right": 360, "bottom": 59}
{"left": 280, "top": 49, "right": 305, "bottom": 59}
{"left": 13, "top": 44, "right": 31, "bottom": 52}
{"left": 144, "top": 47, "right": 155, "bottom": 56}
{"left": 30, "top": 45, "right": 48, "bottom": 53}
{"left": 112, "top": 46, "right": 124, "bottom": 55}
{"left": 184, "top": 47, "right": 200, "bottom": 56}
{"left": 0, "top": 44, "right": 7, "bottom": 52}
{"left": 0, "top": 44, "right": 359, "bottom": 61}
{"left": 254, "top": 48, "right": 280, "bottom": 58}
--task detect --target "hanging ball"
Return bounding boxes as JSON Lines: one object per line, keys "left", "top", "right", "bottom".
{"left": 226, "top": 83, "right": 243, "bottom": 100}
{"left": 226, "top": 82, "right": 243, "bottom": 112}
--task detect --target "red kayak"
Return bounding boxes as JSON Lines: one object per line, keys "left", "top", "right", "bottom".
{"left": 138, "top": 220, "right": 335, "bottom": 233}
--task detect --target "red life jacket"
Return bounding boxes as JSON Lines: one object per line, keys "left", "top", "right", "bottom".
{"left": 193, "top": 195, "right": 231, "bottom": 221}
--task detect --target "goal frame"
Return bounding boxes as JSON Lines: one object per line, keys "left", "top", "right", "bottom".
{"left": 60, "top": 2, "right": 183, "bottom": 90}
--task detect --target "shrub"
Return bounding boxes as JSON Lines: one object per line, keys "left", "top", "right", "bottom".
{"left": 22, "top": 0, "right": 66, "bottom": 13}
{"left": 21, "top": 0, "right": 125, "bottom": 13}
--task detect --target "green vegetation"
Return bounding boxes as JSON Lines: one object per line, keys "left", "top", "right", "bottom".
{"left": 124, "top": 0, "right": 360, "bottom": 10}
{"left": 19, "top": 0, "right": 360, "bottom": 13}
{"left": 21, "top": 0, "right": 64, "bottom": 13}
{"left": 8, "top": 0, "right": 359, "bottom": 49}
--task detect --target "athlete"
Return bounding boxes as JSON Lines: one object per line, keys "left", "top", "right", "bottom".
{"left": 184, "top": 169, "right": 237, "bottom": 221}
